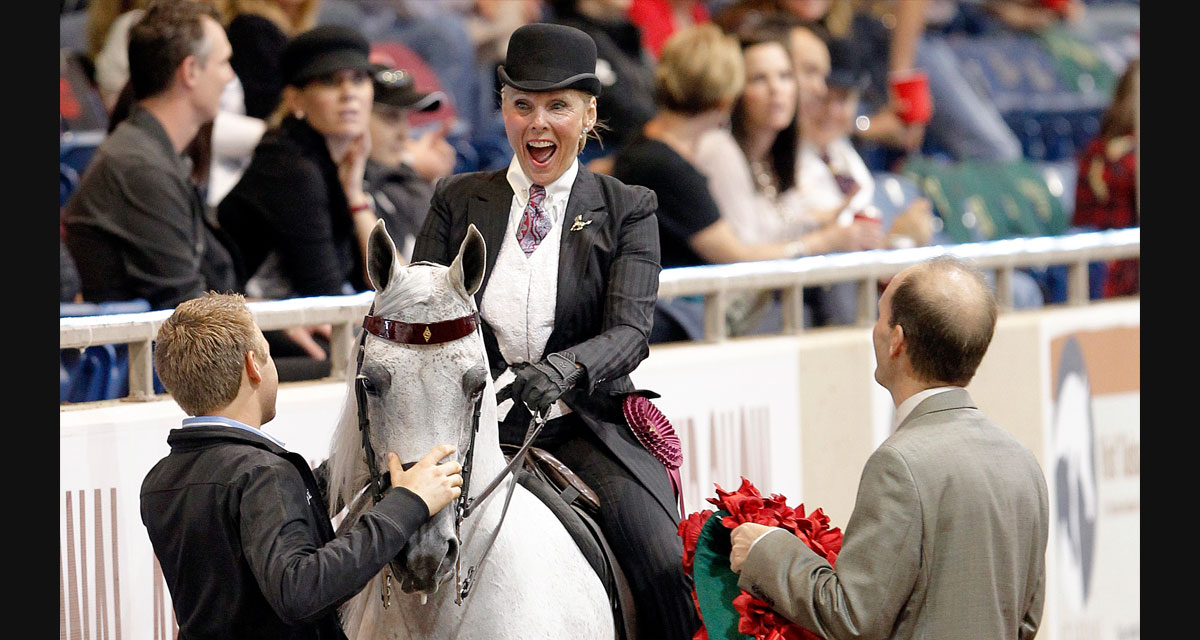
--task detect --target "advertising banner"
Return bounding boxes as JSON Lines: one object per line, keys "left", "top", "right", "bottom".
{"left": 1041, "top": 303, "right": 1140, "bottom": 640}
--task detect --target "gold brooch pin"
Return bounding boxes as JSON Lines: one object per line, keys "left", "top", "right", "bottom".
{"left": 570, "top": 215, "right": 592, "bottom": 232}
{"left": 423, "top": 326, "right": 432, "bottom": 342}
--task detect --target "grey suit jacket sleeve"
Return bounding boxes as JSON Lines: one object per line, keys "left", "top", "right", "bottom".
{"left": 1019, "top": 473, "right": 1049, "bottom": 640}
{"left": 738, "top": 444, "right": 922, "bottom": 639}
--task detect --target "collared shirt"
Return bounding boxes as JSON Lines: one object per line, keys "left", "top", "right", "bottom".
{"left": 504, "top": 153, "right": 579, "bottom": 229}
{"left": 748, "top": 386, "right": 963, "bottom": 556}
{"left": 484, "top": 154, "right": 581, "bottom": 422}
{"left": 892, "top": 386, "right": 961, "bottom": 429}
{"left": 182, "top": 415, "right": 287, "bottom": 449}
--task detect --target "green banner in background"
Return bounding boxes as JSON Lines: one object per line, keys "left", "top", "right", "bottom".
{"left": 1039, "top": 24, "right": 1117, "bottom": 96}
{"left": 902, "top": 156, "right": 1069, "bottom": 244}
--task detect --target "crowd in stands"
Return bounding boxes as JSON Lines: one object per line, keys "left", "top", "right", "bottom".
{"left": 59, "top": 0, "right": 1139, "bottom": 391}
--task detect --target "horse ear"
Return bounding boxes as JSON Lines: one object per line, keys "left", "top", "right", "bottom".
{"left": 366, "top": 219, "right": 398, "bottom": 292}
{"left": 449, "top": 224, "right": 486, "bottom": 297}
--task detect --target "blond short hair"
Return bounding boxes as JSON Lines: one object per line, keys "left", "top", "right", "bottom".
{"left": 154, "top": 292, "right": 266, "bottom": 416}
{"left": 655, "top": 24, "right": 745, "bottom": 115}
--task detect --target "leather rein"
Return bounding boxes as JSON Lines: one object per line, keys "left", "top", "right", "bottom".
{"left": 354, "top": 304, "right": 548, "bottom": 607}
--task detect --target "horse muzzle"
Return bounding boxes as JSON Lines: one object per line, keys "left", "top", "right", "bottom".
{"left": 394, "top": 510, "right": 459, "bottom": 594}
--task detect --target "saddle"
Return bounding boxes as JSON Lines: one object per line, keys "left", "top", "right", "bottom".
{"left": 500, "top": 444, "right": 639, "bottom": 640}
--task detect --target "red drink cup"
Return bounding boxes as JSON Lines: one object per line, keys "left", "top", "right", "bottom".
{"left": 890, "top": 70, "right": 932, "bottom": 125}
{"left": 1041, "top": 0, "right": 1071, "bottom": 13}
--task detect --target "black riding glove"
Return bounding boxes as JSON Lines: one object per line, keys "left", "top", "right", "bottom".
{"left": 507, "top": 352, "right": 585, "bottom": 415}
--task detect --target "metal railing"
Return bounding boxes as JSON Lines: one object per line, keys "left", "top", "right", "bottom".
{"left": 60, "top": 228, "right": 1139, "bottom": 402}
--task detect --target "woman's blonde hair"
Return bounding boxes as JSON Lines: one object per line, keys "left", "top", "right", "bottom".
{"left": 655, "top": 24, "right": 745, "bottom": 115}
{"left": 154, "top": 292, "right": 266, "bottom": 416}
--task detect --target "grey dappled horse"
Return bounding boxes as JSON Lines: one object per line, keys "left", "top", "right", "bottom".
{"left": 325, "top": 221, "right": 613, "bottom": 639}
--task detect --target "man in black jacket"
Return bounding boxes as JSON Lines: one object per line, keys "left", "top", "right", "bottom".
{"left": 140, "top": 292, "right": 463, "bottom": 638}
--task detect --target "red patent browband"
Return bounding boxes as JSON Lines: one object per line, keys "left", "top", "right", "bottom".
{"left": 362, "top": 312, "right": 478, "bottom": 345}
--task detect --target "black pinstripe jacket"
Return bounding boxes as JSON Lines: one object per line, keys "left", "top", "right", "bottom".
{"left": 411, "top": 165, "right": 677, "bottom": 518}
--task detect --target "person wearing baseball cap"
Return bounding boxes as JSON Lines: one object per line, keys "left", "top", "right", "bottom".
{"left": 218, "top": 24, "right": 380, "bottom": 379}
{"left": 363, "top": 63, "right": 453, "bottom": 262}
{"left": 410, "top": 21, "right": 700, "bottom": 640}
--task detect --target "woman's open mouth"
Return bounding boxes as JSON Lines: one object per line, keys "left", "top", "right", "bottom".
{"left": 527, "top": 140, "right": 557, "bottom": 167}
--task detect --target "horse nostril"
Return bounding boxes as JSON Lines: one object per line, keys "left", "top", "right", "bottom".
{"left": 445, "top": 536, "right": 459, "bottom": 566}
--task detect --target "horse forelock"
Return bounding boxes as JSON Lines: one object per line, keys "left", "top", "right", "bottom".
{"left": 372, "top": 262, "right": 475, "bottom": 321}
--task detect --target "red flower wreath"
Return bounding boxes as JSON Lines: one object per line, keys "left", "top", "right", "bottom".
{"left": 677, "top": 477, "right": 844, "bottom": 640}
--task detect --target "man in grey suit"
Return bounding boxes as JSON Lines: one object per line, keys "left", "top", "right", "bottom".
{"left": 729, "top": 256, "right": 1050, "bottom": 639}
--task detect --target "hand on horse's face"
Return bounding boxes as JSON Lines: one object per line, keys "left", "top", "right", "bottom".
{"left": 388, "top": 447, "right": 463, "bottom": 516}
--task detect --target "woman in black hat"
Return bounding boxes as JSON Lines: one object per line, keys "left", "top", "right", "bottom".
{"left": 411, "top": 21, "right": 700, "bottom": 640}
{"left": 218, "top": 24, "right": 379, "bottom": 379}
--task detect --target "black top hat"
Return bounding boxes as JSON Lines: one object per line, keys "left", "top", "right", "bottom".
{"left": 497, "top": 23, "right": 601, "bottom": 96}
{"left": 825, "top": 37, "right": 869, "bottom": 92}
{"left": 281, "top": 25, "right": 373, "bottom": 87}
{"left": 371, "top": 64, "right": 445, "bottom": 112}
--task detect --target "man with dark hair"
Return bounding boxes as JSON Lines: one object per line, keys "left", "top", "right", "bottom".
{"left": 142, "top": 292, "right": 463, "bottom": 637}
{"left": 63, "top": 0, "right": 239, "bottom": 310}
{"left": 728, "top": 256, "right": 1050, "bottom": 639}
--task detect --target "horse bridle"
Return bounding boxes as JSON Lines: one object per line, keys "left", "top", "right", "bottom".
{"left": 354, "top": 302, "right": 549, "bottom": 607}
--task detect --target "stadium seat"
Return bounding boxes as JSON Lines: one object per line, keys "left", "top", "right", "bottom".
{"left": 60, "top": 344, "right": 119, "bottom": 403}
{"left": 901, "top": 156, "right": 1072, "bottom": 244}
{"left": 60, "top": 129, "right": 106, "bottom": 181}
{"left": 945, "top": 27, "right": 1125, "bottom": 163}
{"left": 59, "top": 299, "right": 166, "bottom": 403}
{"left": 60, "top": 163, "right": 80, "bottom": 208}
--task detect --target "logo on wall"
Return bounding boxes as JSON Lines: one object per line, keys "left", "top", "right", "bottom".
{"left": 1051, "top": 336, "right": 1098, "bottom": 609}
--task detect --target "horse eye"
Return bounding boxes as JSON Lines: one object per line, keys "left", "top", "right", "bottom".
{"left": 359, "top": 363, "right": 391, "bottom": 396}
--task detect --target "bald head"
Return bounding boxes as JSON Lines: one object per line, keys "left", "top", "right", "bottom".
{"left": 887, "top": 257, "right": 998, "bottom": 386}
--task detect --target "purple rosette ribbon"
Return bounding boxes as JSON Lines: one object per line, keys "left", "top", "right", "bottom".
{"left": 623, "top": 394, "right": 685, "bottom": 514}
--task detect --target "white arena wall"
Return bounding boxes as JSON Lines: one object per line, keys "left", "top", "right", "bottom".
{"left": 60, "top": 299, "right": 1139, "bottom": 640}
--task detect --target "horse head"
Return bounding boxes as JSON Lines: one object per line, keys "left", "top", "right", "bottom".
{"left": 329, "top": 219, "right": 493, "bottom": 596}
